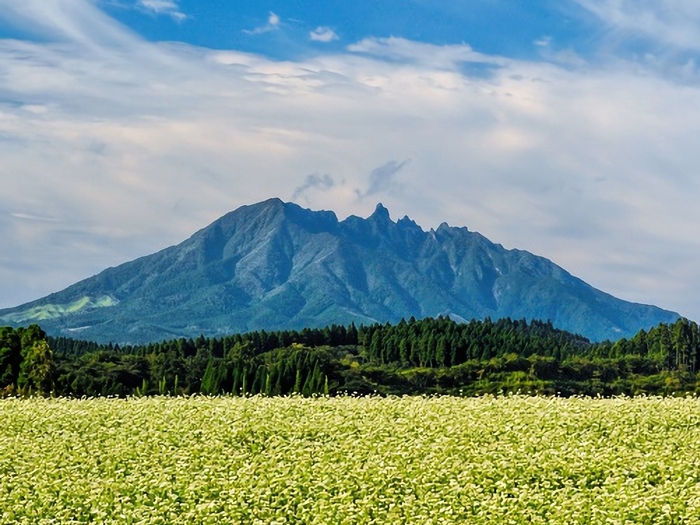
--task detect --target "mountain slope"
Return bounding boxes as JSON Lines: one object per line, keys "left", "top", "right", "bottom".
{"left": 0, "top": 198, "right": 679, "bottom": 343}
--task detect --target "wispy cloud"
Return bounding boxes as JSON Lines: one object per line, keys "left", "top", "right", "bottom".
{"left": 11, "top": 212, "right": 59, "bottom": 222}
{"left": 535, "top": 36, "right": 552, "bottom": 48}
{"left": 1, "top": 0, "right": 700, "bottom": 322}
{"left": 0, "top": 0, "right": 140, "bottom": 49}
{"left": 243, "top": 12, "right": 281, "bottom": 35}
{"left": 292, "top": 173, "right": 336, "bottom": 200}
{"left": 137, "top": 0, "right": 186, "bottom": 22}
{"left": 310, "top": 26, "right": 339, "bottom": 43}
{"left": 347, "top": 36, "right": 507, "bottom": 72}
{"left": 574, "top": 0, "right": 700, "bottom": 52}
{"left": 358, "top": 160, "right": 409, "bottom": 199}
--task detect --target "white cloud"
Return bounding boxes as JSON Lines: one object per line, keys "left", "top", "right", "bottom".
{"left": 535, "top": 36, "right": 552, "bottom": 47}
{"left": 243, "top": 12, "right": 281, "bottom": 35}
{"left": 347, "top": 37, "right": 498, "bottom": 69}
{"left": 1, "top": 1, "right": 700, "bottom": 324}
{"left": 574, "top": 0, "right": 700, "bottom": 52}
{"left": 137, "top": 0, "right": 186, "bottom": 22}
{"left": 310, "top": 26, "right": 339, "bottom": 43}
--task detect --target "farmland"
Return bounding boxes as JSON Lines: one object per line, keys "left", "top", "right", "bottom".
{"left": 3, "top": 395, "right": 700, "bottom": 524}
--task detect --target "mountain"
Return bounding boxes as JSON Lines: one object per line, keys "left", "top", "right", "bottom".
{"left": 0, "top": 198, "right": 679, "bottom": 344}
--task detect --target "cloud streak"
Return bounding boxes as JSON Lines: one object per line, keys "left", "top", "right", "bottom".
{"left": 0, "top": 0, "right": 140, "bottom": 49}
{"left": 574, "top": 0, "right": 700, "bottom": 55}
{"left": 137, "top": 0, "right": 187, "bottom": 22}
{"left": 1, "top": 1, "right": 700, "bottom": 324}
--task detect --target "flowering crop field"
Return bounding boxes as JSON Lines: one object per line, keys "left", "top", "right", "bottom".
{"left": 3, "top": 396, "right": 700, "bottom": 524}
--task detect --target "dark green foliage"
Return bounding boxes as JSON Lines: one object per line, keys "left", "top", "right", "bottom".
{"left": 0, "top": 326, "right": 22, "bottom": 388}
{"left": 1, "top": 324, "right": 54, "bottom": 396}
{"left": 18, "top": 339, "right": 54, "bottom": 395}
{"left": 57, "top": 352, "right": 149, "bottom": 397}
{"left": 5, "top": 316, "right": 700, "bottom": 398}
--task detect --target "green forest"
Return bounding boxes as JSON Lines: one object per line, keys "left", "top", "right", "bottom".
{"left": 3, "top": 316, "right": 700, "bottom": 398}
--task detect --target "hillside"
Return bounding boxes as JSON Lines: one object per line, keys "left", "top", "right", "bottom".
{"left": 0, "top": 198, "right": 679, "bottom": 343}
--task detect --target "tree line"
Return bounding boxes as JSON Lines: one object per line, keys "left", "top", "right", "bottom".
{"left": 3, "top": 317, "right": 700, "bottom": 398}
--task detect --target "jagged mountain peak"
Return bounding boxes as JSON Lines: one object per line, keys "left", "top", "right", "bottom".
{"left": 369, "top": 203, "right": 391, "bottom": 222}
{"left": 0, "top": 199, "right": 679, "bottom": 344}
{"left": 397, "top": 215, "right": 422, "bottom": 231}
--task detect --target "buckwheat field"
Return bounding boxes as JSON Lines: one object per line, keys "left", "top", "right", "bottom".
{"left": 3, "top": 395, "right": 700, "bottom": 524}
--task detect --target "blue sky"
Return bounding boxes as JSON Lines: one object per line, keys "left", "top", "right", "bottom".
{"left": 101, "top": 0, "right": 596, "bottom": 60}
{"left": 1, "top": 0, "right": 700, "bottom": 324}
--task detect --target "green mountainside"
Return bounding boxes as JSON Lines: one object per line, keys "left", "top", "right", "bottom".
{"left": 0, "top": 198, "right": 679, "bottom": 343}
